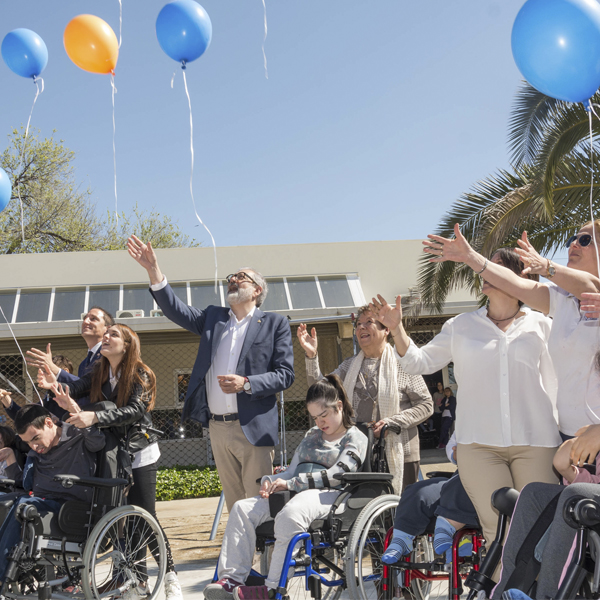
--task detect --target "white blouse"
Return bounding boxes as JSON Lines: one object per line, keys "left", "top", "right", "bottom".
{"left": 398, "top": 307, "right": 561, "bottom": 448}
{"left": 546, "top": 283, "right": 600, "bottom": 435}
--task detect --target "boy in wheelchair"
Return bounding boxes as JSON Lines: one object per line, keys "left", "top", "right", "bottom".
{"left": 0, "top": 404, "right": 105, "bottom": 587}
{"left": 204, "top": 375, "right": 368, "bottom": 600}
{"left": 381, "top": 432, "right": 480, "bottom": 566}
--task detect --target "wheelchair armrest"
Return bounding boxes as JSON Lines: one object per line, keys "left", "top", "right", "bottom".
{"left": 426, "top": 471, "right": 456, "bottom": 479}
{"left": 54, "top": 474, "right": 129, "bottom": 489}
{"left": 0, "top": 478, "right": 16, "bottom": 491}
{"left": 332, "top": 472, "right": 394, "bottom": 483}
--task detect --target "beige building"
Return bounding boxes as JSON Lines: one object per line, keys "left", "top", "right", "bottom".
{"left": 0, "top": 240, "right": 477, "bottom": 466}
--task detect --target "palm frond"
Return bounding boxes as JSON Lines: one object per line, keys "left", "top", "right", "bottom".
{"left": 508, "top": 82, "right": 562, "bottom": 168}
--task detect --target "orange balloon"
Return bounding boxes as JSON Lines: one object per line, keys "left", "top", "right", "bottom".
{"left": 64, "top": 14, "right": 118, "bottom": 74}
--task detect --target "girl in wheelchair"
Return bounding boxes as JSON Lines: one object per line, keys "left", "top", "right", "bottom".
{"left": 204, "top": 374, "right": 368, "bottom": 600}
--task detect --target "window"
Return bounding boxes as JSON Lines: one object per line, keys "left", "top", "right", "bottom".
{"left": 122, "top": 285, "right": 154, "bottom": 316}
{"left": 319, "top": 277, "right": 354, "bottom": 307}
{"left": 287, "top": 278, "right": 322, "bottom": 310}
{"left": 261, "top": 279, "right": 288, "bottom": 311}
{"left": 88, "top": 287, "right": 119, "bottom": 317}
{"left": 52, "top": 288, "right": 86, "bottom": 321}
{"left": 0, "top": 291, "right": 16, "bottom": 323}
{"left": 16, "top": 289, "right": 51, "bottom": 323}
{"left": 190, "top": 283, "right": 221, "bottom": 309}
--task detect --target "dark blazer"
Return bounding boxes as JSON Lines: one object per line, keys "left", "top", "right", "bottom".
{"left": 151, "top": 283, "right": 295, "bottom": 447}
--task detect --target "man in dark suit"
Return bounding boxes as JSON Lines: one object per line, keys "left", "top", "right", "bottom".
{"left": 25, "top": 307, "right": 114, "bottom": 413}
{"left": 128, "top": 235, "right": 295, "bottom": 510}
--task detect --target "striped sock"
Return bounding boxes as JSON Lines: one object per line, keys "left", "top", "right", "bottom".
{"left": 433, "top": 516, "right": 456, "bottom": 555}
{"left": 381, "top": 529, "right": 414, "bottom": 565}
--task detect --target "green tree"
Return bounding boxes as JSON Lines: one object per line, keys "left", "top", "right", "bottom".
{"left": 416, "top": 83, "right": 600, "bottom": 313}
{"left": 0, "top": 128, "right": 197, "bottom": 254}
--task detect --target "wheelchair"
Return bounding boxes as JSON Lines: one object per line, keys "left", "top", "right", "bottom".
{"left": 0, "top": 420, "right": 168, "bottom": 600}
{"left": 370, "top": 470, "right": 486, "bottom": 600}
{"left": 214, "top": 424, "right": 400, "bottom": 600}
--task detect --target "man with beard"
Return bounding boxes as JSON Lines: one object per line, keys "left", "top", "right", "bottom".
{"left": 127, "top": 235, "right": 295, "bottom": 510}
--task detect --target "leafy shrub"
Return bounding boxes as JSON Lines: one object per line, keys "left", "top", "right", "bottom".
{"left": 156, "top": 465, "right": 222, "bottom": 501}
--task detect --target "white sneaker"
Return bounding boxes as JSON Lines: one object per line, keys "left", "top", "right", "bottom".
{"left": 121, "top": 585, "right": 147, "bottom": 600}
{"left": 164, "top": 572, "right": 183, "bottom": 600}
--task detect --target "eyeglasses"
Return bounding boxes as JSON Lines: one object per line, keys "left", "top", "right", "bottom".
{"left": 354, "top": 319, "right": 382, "bottom": 331}
{"left": 566, "top": 234, "right": 594, "bottom": 248}
{"left": 225, "top": 272, "right": 258, "bottom": 285}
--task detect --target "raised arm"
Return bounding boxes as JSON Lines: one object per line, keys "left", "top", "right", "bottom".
{"left": 127, "top": 235, "right": 164, "bottom": 286}
{"left": 423, "top": 224, "right": 551, "bottom": 313}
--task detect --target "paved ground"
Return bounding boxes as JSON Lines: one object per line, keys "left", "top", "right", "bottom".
{"left": 155, "top": 448, "right": 453, "bottom": 598}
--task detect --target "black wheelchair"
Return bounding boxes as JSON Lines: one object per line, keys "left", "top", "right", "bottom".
{"left": 0, "top": 416, "right": 168, "bottom": 600}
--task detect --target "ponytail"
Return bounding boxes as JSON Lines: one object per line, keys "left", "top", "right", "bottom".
{"left": 305, "top": 373, "right": 354, "bottom": 429}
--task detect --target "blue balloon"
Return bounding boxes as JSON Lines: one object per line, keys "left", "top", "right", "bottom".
{"left": 512, "top": 0, "right": 600, "bottom": 103}
{"left": 156, "top": 0, "right": 212, "bottom": 64}
{"left": 1, "top": 29, "right": 48, "bottom": 79}
{"left": 0, "top": 168, "right": 12, "bottom": 213}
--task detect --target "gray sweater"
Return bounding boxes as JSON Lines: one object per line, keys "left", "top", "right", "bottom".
{"left": 24, "top": 423, "right": 106, "bottom": 503}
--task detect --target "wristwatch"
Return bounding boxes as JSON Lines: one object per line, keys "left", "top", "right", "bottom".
{"left": 546, "top": 259, "right": 556, "bottom": 279}
{"left": 243, "top": 377, "right": 252, "bottom": 393}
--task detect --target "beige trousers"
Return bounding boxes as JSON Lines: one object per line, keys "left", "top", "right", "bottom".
{"left": 209, "top": 420, "right": 275, "bottom": 511}
{"left": 457, "top": 443, "right": 559, "bottom": 548}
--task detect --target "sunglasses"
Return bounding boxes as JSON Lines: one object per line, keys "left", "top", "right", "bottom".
{"left": 566, "top": 234, "right": 593, "bottom": 248}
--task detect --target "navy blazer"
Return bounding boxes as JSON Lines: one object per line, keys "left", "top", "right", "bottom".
{"left": 151, "top": 283, "right": 295, "bottom": 447}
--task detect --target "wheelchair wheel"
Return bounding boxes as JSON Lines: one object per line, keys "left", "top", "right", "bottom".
{"left": 345, "top": 494, "right": 400, "bottom": 600}
{"left": 81, "top": 505, "right": 167, "bottom": 600}
{"left": 260, "top": 544, "right": 342, "bottom": 600}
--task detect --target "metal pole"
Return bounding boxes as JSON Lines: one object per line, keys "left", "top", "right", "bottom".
{"left": 280, "top": 389, "right": 287, "bottom": 467}
{"left": 209, "top": 491, "right": 226, "bottom": 541}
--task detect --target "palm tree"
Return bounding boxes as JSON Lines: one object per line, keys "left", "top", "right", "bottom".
{"left": 416, "top": 83, "right": 600, "bottom": 314}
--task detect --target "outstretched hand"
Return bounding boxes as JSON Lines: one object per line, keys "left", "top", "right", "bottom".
{"left": 37, "top": 364, "right": 57, "bottom": 390}
{"left": 297, "top": 324, "right": 318, "bottom": 358}
{"left": 514, "top": 231, "right": 547, "bottom": 276}
{"left": 26, "top": 343, "right": 57, "bottom": 375}
{"left": 369, "top": 295, "right": 402, "bottom": 331}
{"left": 423, "top": 223, "right": 473, "bottom": 263}
{"left": 50, "top": 382, "right": 79, "bottom": 413}
{"left": 127, "top": 235, "right": 163, "bottom": 285}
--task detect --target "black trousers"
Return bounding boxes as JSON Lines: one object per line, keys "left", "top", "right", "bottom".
{"left": 128, "top": 462, "right": 176, "bottom": 573}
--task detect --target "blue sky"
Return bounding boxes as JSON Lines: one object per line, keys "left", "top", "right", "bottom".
{"left": 0, "top": 1, "right": 532, "bottom": 251}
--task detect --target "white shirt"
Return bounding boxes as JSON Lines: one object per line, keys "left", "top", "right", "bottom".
{"left": 206, "top": 307, "right": 255, "bottom": 415}
{"left": 398, "top": 307, "right": 561, "bottom": 448}
{"left": 150, "top": 275, "right": 255, "bottom": 415}
{"left": 546, "top": 283, "right": 600, "bottom": 435}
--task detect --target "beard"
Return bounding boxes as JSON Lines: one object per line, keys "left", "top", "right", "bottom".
{"left": 227, "top": 285, "right": 254, "bottom": 305}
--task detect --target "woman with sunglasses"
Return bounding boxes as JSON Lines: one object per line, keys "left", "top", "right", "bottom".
{"left": 370, "top": 248, "right": 561, "bottom": 552}
{"left": 422, "top": 221, "right": 600, "bottom": 444}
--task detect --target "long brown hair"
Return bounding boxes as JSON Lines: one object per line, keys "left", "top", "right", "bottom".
{"left": 305, "top": 374, "right": 354, "bottom": 429}
{"left": 89, "top": 323, "right": 156, "bottom": 411}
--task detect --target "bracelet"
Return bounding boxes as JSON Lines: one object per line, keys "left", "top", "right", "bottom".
{"left": 474, "top": 258, "right": 488, "bottom": 275}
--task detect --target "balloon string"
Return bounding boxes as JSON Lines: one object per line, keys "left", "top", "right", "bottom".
{"left": 0, "top": 305, "right": 42, "bottom": 404}
{"left": 181, "top": 68, "right": 218, "bottom": 291}
{"left": 118, "top": 0, "right": 123, "bottom": 48}
{"left": 584, "top": 101, "right": 600, "bottom": 423}
{"left": 261, "top": 0, "right": 269, "bottom": 79}
{"left": 16, "top": 76, "right": 43, "bottom": 245}
{"left": 111, "top": 73, "right": 119, "bottom": 227}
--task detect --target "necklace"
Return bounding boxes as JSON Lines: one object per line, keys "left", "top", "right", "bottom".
{"left": 486, "top": 304, "right": 521, "bottom": 323}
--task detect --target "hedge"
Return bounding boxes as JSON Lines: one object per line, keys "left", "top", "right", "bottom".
{"left": 156, "top": 465, "right": 222, "bottom": 501}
